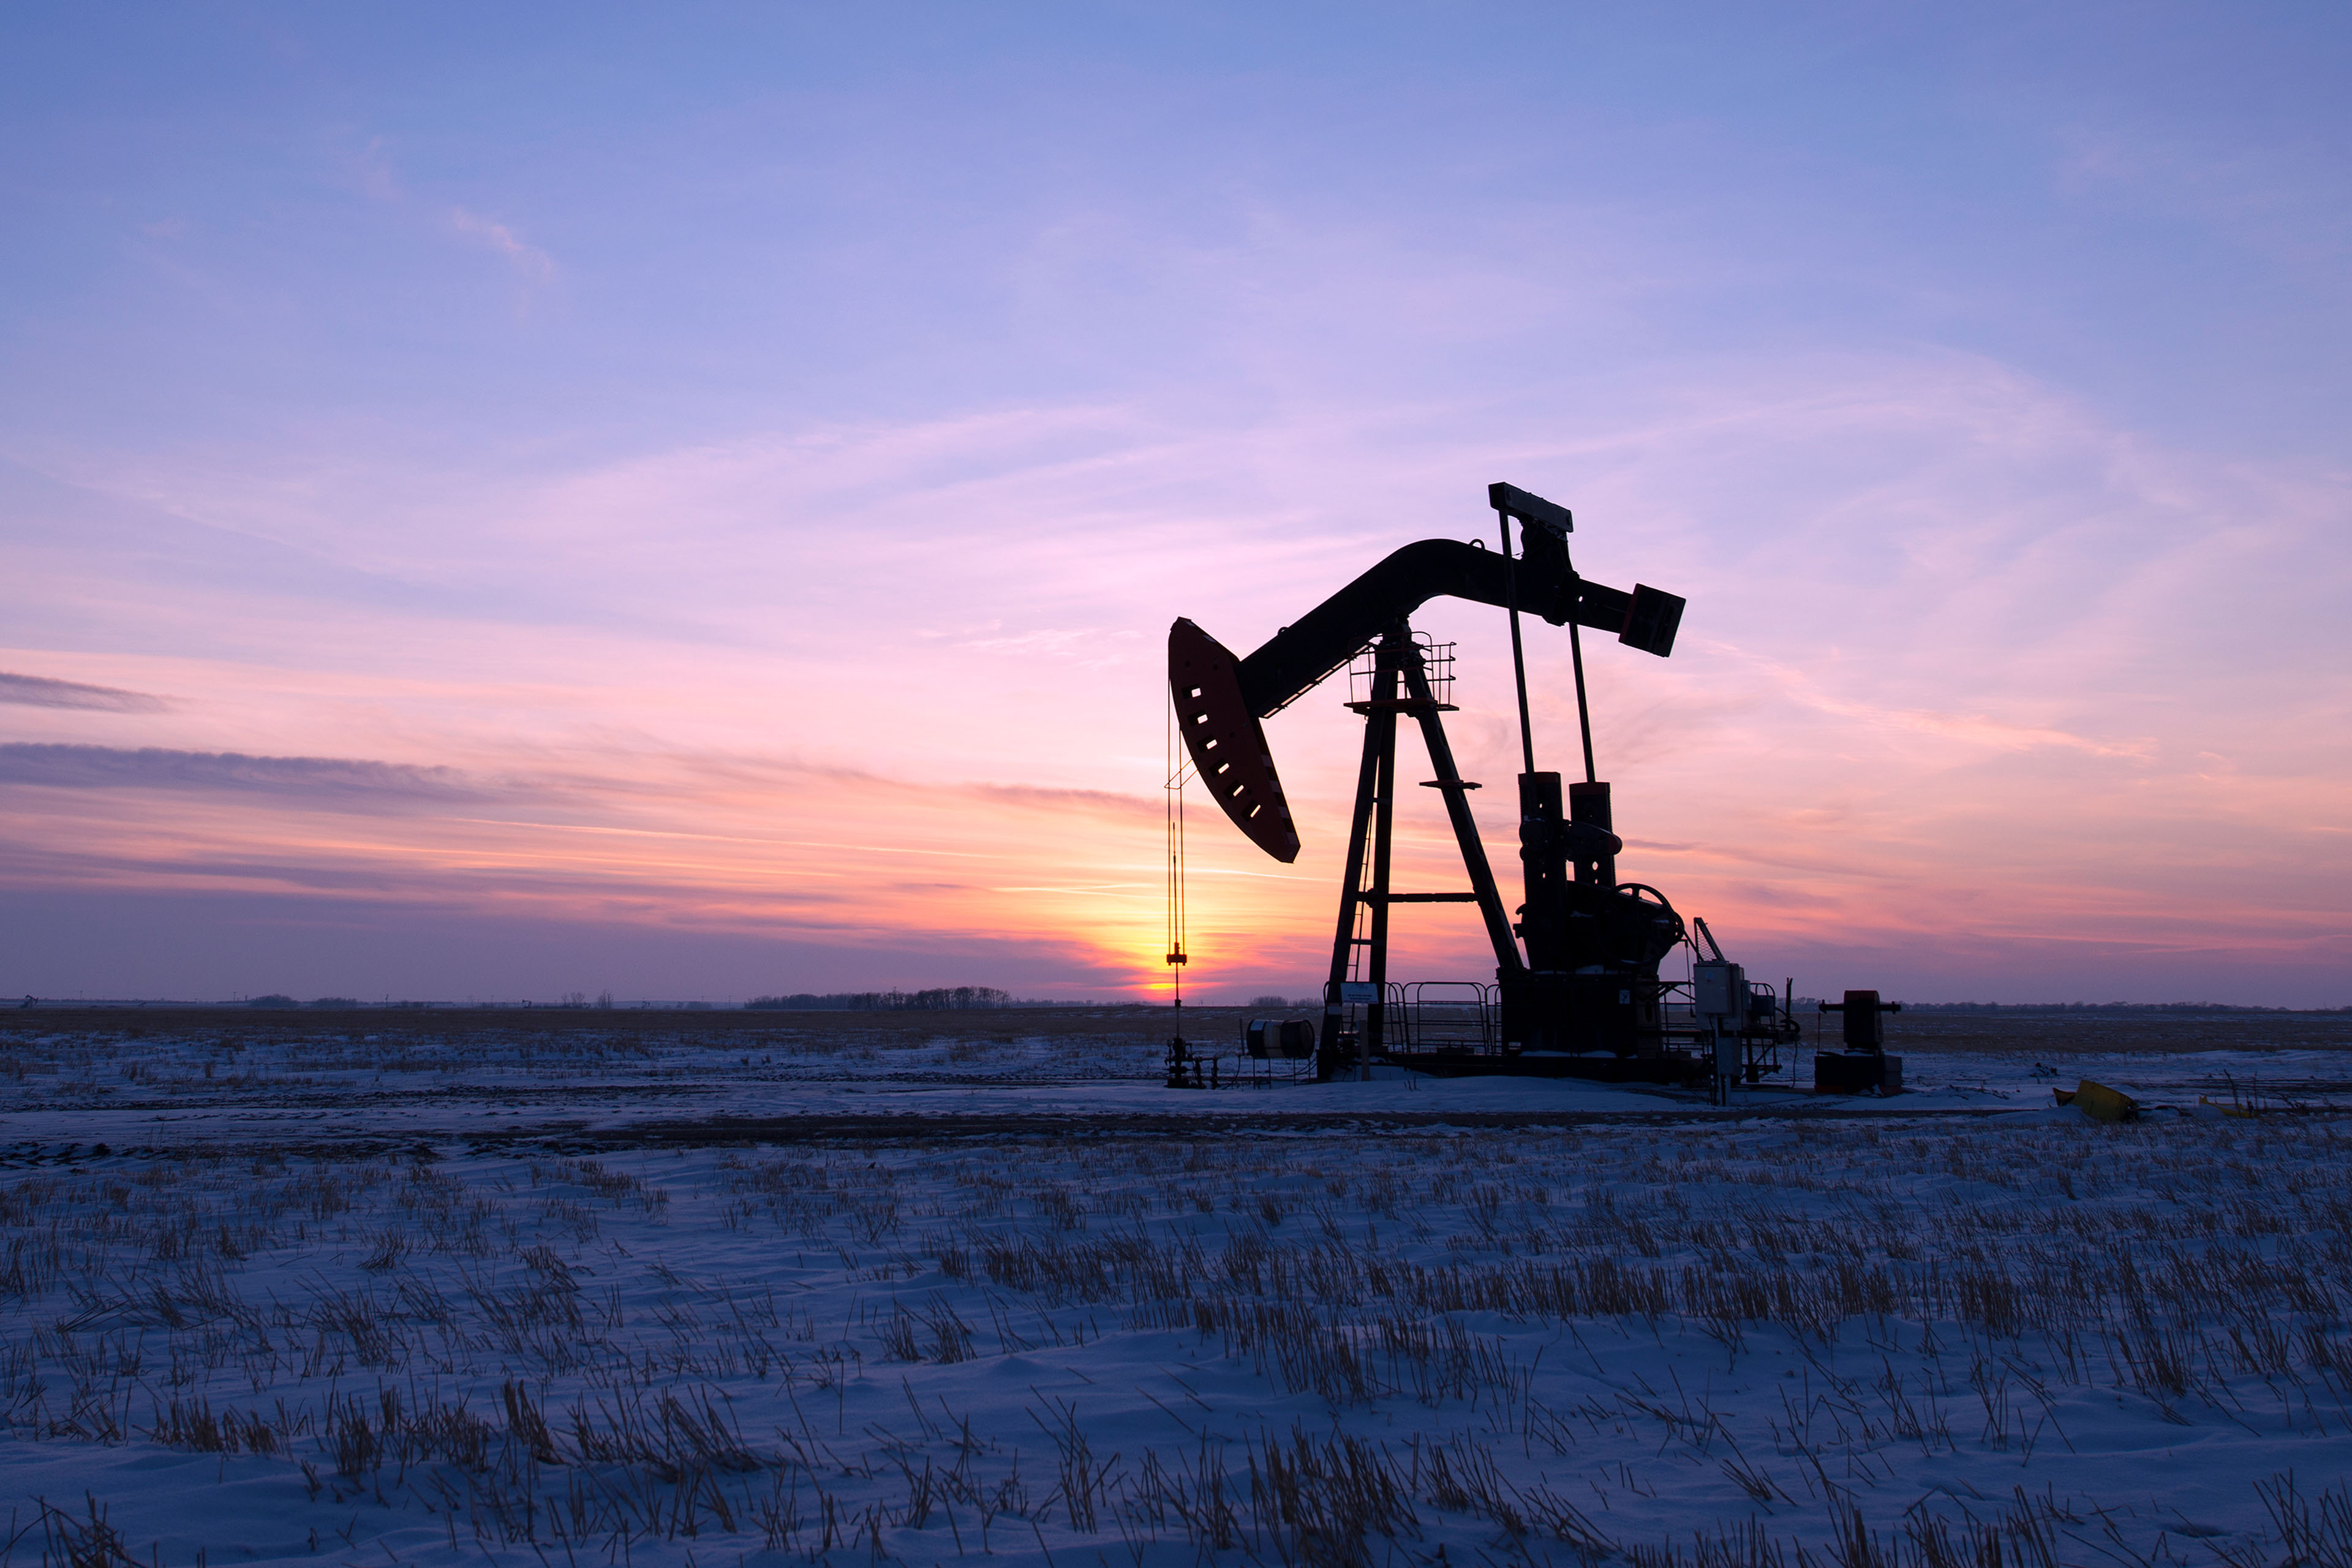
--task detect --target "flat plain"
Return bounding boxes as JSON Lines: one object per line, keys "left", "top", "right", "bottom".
{"left": 2, "top": 1006, "right": 2348, "bottom": 1568}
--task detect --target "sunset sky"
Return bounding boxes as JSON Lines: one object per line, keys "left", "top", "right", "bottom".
{"left": 4, "top": 4, "right": 2347, "bottom": 1005}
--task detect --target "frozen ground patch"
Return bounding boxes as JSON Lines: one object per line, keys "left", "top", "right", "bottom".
{"left": 3, "top": 1087, "right": 2351, "bottom": 1567}
{"left": 2, "top": 1008, "right": 2347, "bottom": 1156}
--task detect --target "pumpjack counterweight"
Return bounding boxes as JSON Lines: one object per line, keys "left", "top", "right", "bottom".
{"left": 1169, "top": 619, "right": 1298, "bottom": 863}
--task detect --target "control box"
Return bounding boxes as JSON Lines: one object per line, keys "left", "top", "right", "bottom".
{"left": 1692, "top": 960, "right": 1746, "bottom": 1019}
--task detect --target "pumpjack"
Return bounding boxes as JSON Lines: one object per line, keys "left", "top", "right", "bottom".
{"left": 1170, "top": 482, "right": 1796, "bottom": 1086}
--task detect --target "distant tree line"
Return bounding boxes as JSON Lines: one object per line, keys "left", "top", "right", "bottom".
{"left": 744, "top": 986, "right": 1014, "bottom": 1012}
{"left": 1900, "top": 1001, "right": 2319, "bottom": 1013}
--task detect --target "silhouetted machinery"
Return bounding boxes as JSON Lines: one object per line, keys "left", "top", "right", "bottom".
{"left": 1170, "top": 483, "right": 1801, "bottom": 1087}
{"left": 1815, "top": 990, "right": 1904, "bottom": 1094}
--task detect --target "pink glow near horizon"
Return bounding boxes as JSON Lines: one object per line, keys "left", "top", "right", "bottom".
{"left": 8, "top": 360, "right": 2346, "bottom": 1004}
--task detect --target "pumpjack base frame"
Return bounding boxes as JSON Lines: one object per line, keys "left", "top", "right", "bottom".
{"left": 1375, "top": 1050, "right": 1706, "bottom": 1085}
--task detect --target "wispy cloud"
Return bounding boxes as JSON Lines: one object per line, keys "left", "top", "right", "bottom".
{"left": 0, "top": 744, "right": 485, "bottom": 804}
{"left": 447, "top": 208, "right": 556, "bottom": 284}
{"left": 332, "top": 136, "right": 554, "bottom": 287}
{"left": 0, "top": 673, "right": 169, "bottom": 713}
{"left": 954, "top": 627, "right": 1141, "bottom": 667}
{"left": 1741, "top": 655, "right": 2157, "bottom": 760}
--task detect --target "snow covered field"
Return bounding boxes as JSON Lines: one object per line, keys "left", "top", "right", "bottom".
{"left": 2, "top": 1011, "right": 2350, "bottom": 1567}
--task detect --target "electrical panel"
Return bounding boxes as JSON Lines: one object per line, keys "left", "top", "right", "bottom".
{"left": 1692, "top": 960, "right": 1746, "bottom": 1019}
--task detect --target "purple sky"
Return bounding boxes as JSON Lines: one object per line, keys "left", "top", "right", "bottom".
{"left": 3, "top": 4, "right": 2347, "bottom": 1005}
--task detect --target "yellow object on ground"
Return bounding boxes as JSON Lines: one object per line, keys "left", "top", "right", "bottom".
{"left": 2068, "top": 1079, "right": 2139, "bottom": 1123}
{"left": 2199, "top": 1095, "right": 2256, "bottom": 1119}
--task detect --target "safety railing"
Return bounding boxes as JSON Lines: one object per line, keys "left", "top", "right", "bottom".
{"left": 1346, "top": 634, "right": 1457, "bottom": 707}
{"left": 1386, "top": 980, "right": 1498, "bottom": 1054}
